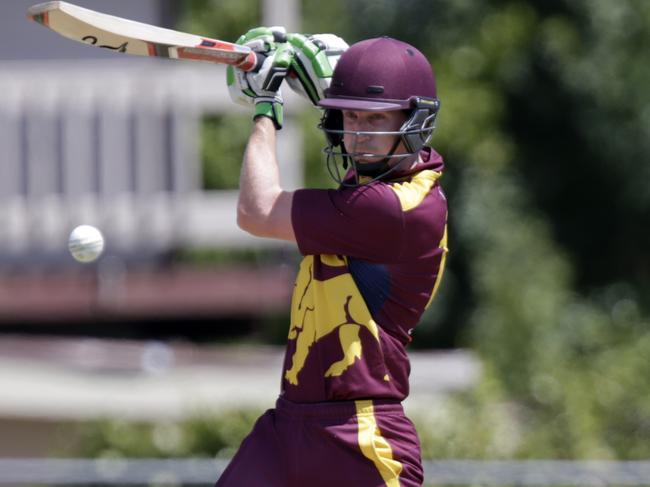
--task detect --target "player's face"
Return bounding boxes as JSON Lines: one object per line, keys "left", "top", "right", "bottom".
{"left": 342, "top": 110, "right": 408, "bottom": 164}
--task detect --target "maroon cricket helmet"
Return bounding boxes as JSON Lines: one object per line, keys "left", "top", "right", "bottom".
{"left": 318, "top": 37, "right": 438, "bottom": 111}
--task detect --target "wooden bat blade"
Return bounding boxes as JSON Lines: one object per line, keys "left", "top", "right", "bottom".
{"left": 27, "top": 1, "right": 258, "bottom": 70}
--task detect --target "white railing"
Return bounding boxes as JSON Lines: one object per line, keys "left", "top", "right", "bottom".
{"left": 2, "top": 458, "right": 650, "bottom": 485}
{"left": 0, "top": 59, "right": 305, "bottom": 259}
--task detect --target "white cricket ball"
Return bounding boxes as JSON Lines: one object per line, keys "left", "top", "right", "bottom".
{"left": 68, "top": 225, "right": 105, "bottom": 263}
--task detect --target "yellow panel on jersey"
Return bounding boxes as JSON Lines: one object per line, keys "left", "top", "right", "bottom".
{"left": 285, "top": 254, "right": 381, "bottom": 386}
{"left": 388, "top": 169, "right": 442, "bottom": 212}
{"left": 425, "top": 221, "right": 449, "bottom": 310}
{"left": 356, "top": 400, "right": 403, "bottom": 487}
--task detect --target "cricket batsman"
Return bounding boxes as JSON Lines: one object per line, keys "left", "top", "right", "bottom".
{"left": 218, "top": 27, "right": 448, "bottom": 487}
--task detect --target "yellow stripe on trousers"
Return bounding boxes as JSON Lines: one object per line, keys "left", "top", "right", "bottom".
{"left": 355, "top": 400, "right": 403, "bottom": 487}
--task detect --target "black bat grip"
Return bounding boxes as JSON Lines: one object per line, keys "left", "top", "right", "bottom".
{"left": 251, "top": 51, "right": 266, "bottom": 72}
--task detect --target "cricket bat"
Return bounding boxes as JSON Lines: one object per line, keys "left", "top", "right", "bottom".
{"left": 27, "top": 1, "right": 261, "bottom": 71}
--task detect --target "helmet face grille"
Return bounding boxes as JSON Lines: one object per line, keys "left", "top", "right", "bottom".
{"left": 401, "top": 110, "right": 438, "bottom": 153}
{"left": 323, "top": 144, "right": 415, "bottom": 187}
{"left": 318, "top": 103, "right": 440, "bottom": 186}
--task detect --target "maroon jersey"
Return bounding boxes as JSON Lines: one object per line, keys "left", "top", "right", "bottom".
{"left": 282, "top": 148, "right": 448, "bottom": 403}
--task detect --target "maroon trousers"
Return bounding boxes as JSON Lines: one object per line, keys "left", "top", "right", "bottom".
{"left": 215, "top": 396, "right": 424, "bottom": 487}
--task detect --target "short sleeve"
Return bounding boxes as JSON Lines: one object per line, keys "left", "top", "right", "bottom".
{"left": 291, "top": 183, "right": 404, "bottom": 262}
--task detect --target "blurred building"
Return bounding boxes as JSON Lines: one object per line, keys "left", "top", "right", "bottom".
{"left": 0, "top": 0, "right": 310, "bottom": 458}
{"left": 0, "top": 0, "right": 303, "bottom": 329}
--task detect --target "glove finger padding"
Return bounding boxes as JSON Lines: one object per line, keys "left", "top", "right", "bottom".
{"left": 227, "top": 26, "right": 292, "bottom": 129}
{"left": 286, "top": 33, "right": 349, "bottom": 105}
{"left": 252, "top": 43, "right": 293, "bottom": 129}
{"left": 227, "top": 26, "right": 286, "bottom": 106}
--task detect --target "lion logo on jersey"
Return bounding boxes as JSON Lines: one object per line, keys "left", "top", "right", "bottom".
{"left": 284, "top": 254, "right": 385, "bottom": 386}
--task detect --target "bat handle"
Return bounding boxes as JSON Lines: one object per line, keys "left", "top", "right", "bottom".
{"left": 237, "top": 51, "right": 264, "bottom": 72}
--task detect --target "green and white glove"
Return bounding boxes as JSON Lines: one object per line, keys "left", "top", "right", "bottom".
{"left": 286, "top": 33, "right": 349, "bottom": 105}
{"left": 227, "top": 26, "right": 293, "bottom": 129}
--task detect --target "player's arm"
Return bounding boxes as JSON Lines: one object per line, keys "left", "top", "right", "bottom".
{"left": 237, "top": 116, "right": 295, "bottom": 242}
{"left": 229, "top": 28, "right": 347, "bottom": 241}
{"left": 227, "top": 27, "right": 295, "bottom": 242}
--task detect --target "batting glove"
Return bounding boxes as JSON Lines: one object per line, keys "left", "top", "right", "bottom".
{"left": 286, "top": 33, "right": 349, "bottom": 105}
{"left": 227, "top": 26, "right": 293, "bottom": 129}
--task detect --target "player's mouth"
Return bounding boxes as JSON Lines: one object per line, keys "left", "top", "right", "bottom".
{"left": 351, "top": 148, "right": 378, "bottom": 160}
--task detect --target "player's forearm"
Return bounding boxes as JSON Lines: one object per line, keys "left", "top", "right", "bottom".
{"left": 237, "top": 117, "right": 294, "bottom": 240}
{"left": 238, "top": 117, "right": 280, "bottom": 228}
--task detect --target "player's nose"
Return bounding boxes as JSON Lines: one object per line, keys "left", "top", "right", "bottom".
{"left": 354, "top": 128, "right": 372, "bottom": 143}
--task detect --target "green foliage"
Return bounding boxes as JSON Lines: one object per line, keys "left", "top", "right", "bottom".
{"left": 298, "top": 109, "right": 338, "bottom": 189}
{"left": 201, "top": 114, "right": 251, "bottom": 190}
{"left": 413, "top": 372, "right": 516, "bottom": 460}
{"left": 456, "top": 161, "right": 650, "bottom": 458}
{"left": 175, "top": 247, "right": 271, "bottom": 266}
{"left": 177, "top": 0, "right": 260, "bottom": 43}
{"left": 70, "top": 409, "right": 263, "bottom": 459}
{"left": 256, "top": 310, "right": 293, "bottom": 345}
{"left": 301, "top": 0, "right": 356, "bottom": 42}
